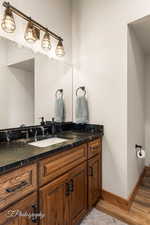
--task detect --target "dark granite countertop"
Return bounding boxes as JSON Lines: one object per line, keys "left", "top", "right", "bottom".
{"left": 0, "top": 131, "right": 102, "bottom": 175}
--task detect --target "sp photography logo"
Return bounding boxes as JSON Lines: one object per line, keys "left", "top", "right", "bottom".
{"left": 7, "top": 210, "right": 45, "bottom": 219}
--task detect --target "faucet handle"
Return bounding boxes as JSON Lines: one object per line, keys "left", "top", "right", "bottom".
{"left": 39, "top": 117, "right": 45, "bottom": 126}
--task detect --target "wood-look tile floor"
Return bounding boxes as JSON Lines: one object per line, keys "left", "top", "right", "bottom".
{"left": 96, "top": 168, "right": 150, "bottom": 225}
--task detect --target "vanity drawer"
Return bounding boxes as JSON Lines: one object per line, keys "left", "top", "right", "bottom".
{"left": 39, "top": 144, "right": 87, "bottom": 186}
{"left": 0, "top": 164, "right": 37, "bottom": 210}
{"left": 88, "top": 138, "right": 101, "bottom": 159}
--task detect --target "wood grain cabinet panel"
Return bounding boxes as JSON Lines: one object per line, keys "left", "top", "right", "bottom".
{"left": 88, "top": 138, "right": 101, "bottom": 159}
{"left": 39, "top": 162, "right": 88, "bottom": 225}
{"left": 0, "top": 192, "right": 37, "bottom": 225}
{"left": 69, "top": 162, "right": 87, "bottom": 225}
{"left": 39, "top": 173, "right": 70, "bottom": 225}
{"left": 0, "top": 164, "right": 37, "bottom": 210}
{"left": 39, "top": 144, "right": 87, "bottom": 186}
{"left": 88, "top": 154, "right": 101, "bottom": 209}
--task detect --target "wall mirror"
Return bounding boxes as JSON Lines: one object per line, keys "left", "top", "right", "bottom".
{"left": 0, "top": 36, "right": 73, "bottom": 129}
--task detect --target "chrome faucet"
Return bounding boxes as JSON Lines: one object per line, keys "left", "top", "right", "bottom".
{"left": 34, "top": 129, "right": 38, "bottom": 142}
{"left": 40, "top": 126, "right": 45, "bottom": 137}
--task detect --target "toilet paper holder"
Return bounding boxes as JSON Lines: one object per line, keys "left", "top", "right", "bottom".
{"left": 135, "top": 144, "right": 143, "bottom": 149}
{"left": 135, "top": 144, "right": 144, "bottom": 156}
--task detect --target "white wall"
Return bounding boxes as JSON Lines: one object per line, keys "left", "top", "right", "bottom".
{"left": 0, "top": 0, "right": 72, "bottom": 63}
{"left": 127, "top": 27, "right": 145, "bottom": 195}
{"left": 0, "top": 39, "right": 34, "bottom": 129}
{"left": 145, "top": 56, "right": 150, "bottom": 166}
{"left": 34, "top": 53, "right": 73, "bottom": 124}
{"left": 7, "top": 42, "right": 34, "bottom": 66}
{"left": 72, "top": 0, "right": 150, "bottom": 198}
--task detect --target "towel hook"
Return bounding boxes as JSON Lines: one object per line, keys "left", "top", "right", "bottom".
{"left": 76, "top": 86, "right": 86, "bottom": 97}
{"left": 55, "top": 89, "right": 63, "bottom": 98}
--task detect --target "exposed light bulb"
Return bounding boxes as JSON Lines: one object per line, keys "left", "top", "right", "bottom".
{"left": 1, "top": 8, "right": 16, "bottom": 33}
{"left": 24, "top": 21, "right": 40, "bottom": 43}
{"left": 42, "top": 32, "right": 51, "bottom": 50}
{"left": 55, "top": 40, "right": 65, "bottom": 57}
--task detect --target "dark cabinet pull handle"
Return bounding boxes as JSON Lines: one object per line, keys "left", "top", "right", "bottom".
{"left": 69, "top": 179, "right": 74, "bottom": 193}
{"left": 31, "top": 204, "right": 38, "bottom": 223}
{"left": 89, "top": 167, "right": 93, "bottom": 176}
{"left": 65, "top": 180, "right": 74, "bottom": 196}
{"left": 6, "top": 181, "right": 28, "bottom": 193}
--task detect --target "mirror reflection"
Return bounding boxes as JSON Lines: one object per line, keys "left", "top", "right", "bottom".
{"left": 0, "top": 37, "right": 73, "bottom": 129}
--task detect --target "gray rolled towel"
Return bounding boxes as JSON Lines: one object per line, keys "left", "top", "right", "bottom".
{"left": 55, "top": 96, "right": 65, "bottom": 122}
{"left": 75, "top": 96, "right": 89, "bottom": 124}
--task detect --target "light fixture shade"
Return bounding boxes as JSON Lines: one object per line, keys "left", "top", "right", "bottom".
{"left": 56, "top": 40, "right": 65, "bottom": 57}
{"left": 24, "top": 21, "right": 40, "bottom": 43}
{"left": 1, "top": 8, "right": 16, "bottom": 33}
{"left": 42, "top": 32, "right": 51, "bottom": 50}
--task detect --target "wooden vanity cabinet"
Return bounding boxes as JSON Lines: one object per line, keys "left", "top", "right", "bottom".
{"left": 0, "top": 138, "right": 102, "bottom": 225}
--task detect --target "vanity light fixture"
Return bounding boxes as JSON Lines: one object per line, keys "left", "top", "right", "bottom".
{"left": 1, "top": 7, "right": 16, "bottom": 33}
{"left": 56, "top": 40, "right": 65, "bottom": 57}
{"left": 1, "top": 1, "right": 65, "bottom": 57}
{"left": 24, "top": 20, "right": 40, "bottom": 43}
{"left": 42, "top": 32, "right": 51, "bottom": 50}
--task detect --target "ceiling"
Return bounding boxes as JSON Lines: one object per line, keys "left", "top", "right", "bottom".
{"left": 129, "top": 15, "right": 150, "bottom": 55}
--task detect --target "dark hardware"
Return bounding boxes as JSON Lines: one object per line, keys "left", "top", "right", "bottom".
{"left": 135, "top": 144, "right": 143, "bottom": 149}
{"left": 65, "top": 180, "right": 74, "bottom": 195}
{"left": 135, "top": 144, "right": 143, "bottom": 157}
{"left": 88, "top": 167, "right": 93, "bottom": 176}
{"left": 55, "top": 89, "right": 63, "bottom": 98}
{"left": 2, "top": 2, "right": 63, "bottom": 42}
{"left": 40, "top": 117, "right": 45, "bottom": 126}
{"left": 6, "top": 181, "right": 28, "bottom": 193}
{"left": 31, "top": 204, "right": 38, "bottom": 223}
{"left": 65, "top": 183, "right": 70, "bottom": 196}
{"left": 76, "top": 86, "right": 86, "bottom": 97}
{"left": 69, "top": 179, "right": 74, "bottom": 193}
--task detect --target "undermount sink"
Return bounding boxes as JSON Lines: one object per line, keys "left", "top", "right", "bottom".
{"left": 29, "top": 137, "right": 68, "bottom": 148}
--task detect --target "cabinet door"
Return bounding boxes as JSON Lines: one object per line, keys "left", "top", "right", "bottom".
{"left": 88, "top": 155, "right": 101, "bottom": 209}
{"left": 69, "top": 162, "right": 87, "bottom": 225}
{"left": 0, "top": 193, "right": 37, "bottom": 225}
{"left": 39, "top": 173, "right": 70, "bottom": 225}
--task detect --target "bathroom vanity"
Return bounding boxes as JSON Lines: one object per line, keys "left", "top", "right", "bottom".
{"left": 0, "top": 34, "right": 103, "bottom": 225}
{"left": 0, "top": 131, "right": 102, "bottom": 225}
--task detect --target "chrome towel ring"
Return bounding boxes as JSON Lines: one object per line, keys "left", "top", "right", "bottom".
{"left": 76, "top": 86, "right": 86, "bottom": 97}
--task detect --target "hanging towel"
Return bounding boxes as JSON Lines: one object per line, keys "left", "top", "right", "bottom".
{"left": 75, "top": 96, "right": 89, "bottom": 124}
{"left": 55, "top": 96, "right": 65, "bottom": 122}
